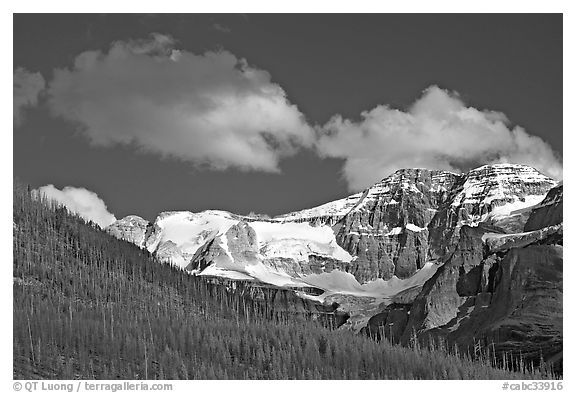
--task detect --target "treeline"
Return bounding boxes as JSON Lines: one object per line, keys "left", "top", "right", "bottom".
{"left": 12, "top": 180, "right": 555, "bottom": 379}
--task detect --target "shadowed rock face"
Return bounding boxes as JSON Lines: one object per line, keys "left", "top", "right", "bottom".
{"left": 155, "top": 240, "right": 191, "bottom": 266}
{"left": 336, "top": 168, "right": 460, "bottom": 281}
{"left": 187, "top": 238, "right": 227, "bottom": 272}
{"left": 524, "top": 184, "right": 563, "bottom": 231}
{"left": 200, "top": 277, "right": 350, "bottom": 328}
{"left": 361, "top": 303, "right": 411, "bottom": 344}
{"left": 362, "top": 184, "right": 563, "bottom": 371}
{"left": 397, "top": 225, "right": 489, "bottom": 337}
{"left": 454, "top": 245, "right": 562, "bottom": 364}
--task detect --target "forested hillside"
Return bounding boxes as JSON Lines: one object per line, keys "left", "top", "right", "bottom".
{"left": 12, "top": 181, "right": 555, "bottom": 379}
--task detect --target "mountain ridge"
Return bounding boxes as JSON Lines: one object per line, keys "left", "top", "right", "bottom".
{"left": 106, "top": 163, "right": 557, "bottom": 287}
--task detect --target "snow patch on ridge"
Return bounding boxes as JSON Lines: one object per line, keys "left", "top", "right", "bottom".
{"left": 406, "top": 223, "right": 425, "bottom": 232}
{"left": 384, "top": 223, "right": 425, "bottom": 236}
{"left": 386, "top": 227, "right": 403, "bottom": 236}
{"left": 250, "top": 221, "right": 353, "bottom": 262}
{"left": 198, "top": 265, "right": 256, "bottom": 281}
{"left": 275, "top": 192, "right": 363, "bottom": 222}
{"left": 485, "top": 195, "right": 545, "bottom": 221}
{"left": 146, "top": 210, "right": 238, "bottom": 256}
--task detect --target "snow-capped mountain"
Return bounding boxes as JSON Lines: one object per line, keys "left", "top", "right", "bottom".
{"left": 104, "top": 163, "right": 562, "bottom": 368}
{"left": 335, "top": 163, "right": 555, "bottom": 282}
{"left": 281, "top": 163, "right": 554, "bottom": 227}
{"left": 105, "top": 163, "right": 557, "bottom": 300}
{"left": 144, "top": 210, "right": 240, "bottom": 267}
{"left": 108, "top": 209, "right": 356, "bottom": 286}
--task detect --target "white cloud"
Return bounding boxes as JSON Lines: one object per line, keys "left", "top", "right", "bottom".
{"left": 317, "top": 86, "right": 563, "bottom": 190}
{"left": 33, "top": 185, "right": 117, "bottom": 228}
{"left": 48, "top": 33, "right": 314, "bottom": 172}
{"left": 42, "top": 34, "right": 562, "bottom": 188}
{"left": 14, "top": 67, "right": 45, "bottom": 126}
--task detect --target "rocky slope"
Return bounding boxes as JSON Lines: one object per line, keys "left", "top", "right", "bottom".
{"left": 362, "top": 183, "right": 563, "bottom": 370}
{"left": 524, "top": 182, "right": 563, "bottom": 231}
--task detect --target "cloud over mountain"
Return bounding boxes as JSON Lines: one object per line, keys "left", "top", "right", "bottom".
{"left": 42, "top": 34, "right": 561, "bottom": 189}
{"left": 33, "top": 185, "right": 117, "bottom": 228}
{"left": 14, "top": 67, "right": 45, "bottom": 126}
{"left": 316, "top": 86, "right": 562, "bottom": 190}
{"left": 47, "top": 33, "right": 314, "bottom": 172}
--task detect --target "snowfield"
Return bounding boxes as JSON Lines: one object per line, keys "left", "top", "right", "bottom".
{"left": 485, "top": 195, "right": 545, "bottom": 220}
{"left": 146, "top": 211, "right": 356, "bottom": 286}
{"left": 250, "top": 221, "right": 353, "bottom": 263}
{"left": 297, "top": 262, "right": 438, "bottom": 299}
{"left": 146, "top": 210, "right": 238, "bottom": 257}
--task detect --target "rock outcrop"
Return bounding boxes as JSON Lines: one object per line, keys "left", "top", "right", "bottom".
{"left": 453, "top": 244, "right": 562, "bottom": 367}
{"left": 524, "top": 184, "right": 563, "bottom": 231}
{"left": 105, "top": 215, "right": 150, "bottom": 248}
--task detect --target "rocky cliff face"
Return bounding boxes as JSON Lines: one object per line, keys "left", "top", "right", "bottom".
{"left": 454, "top": 244, "right": 562, "bottom": 368}
{"left": 524, "top": 184, "right": 563, "bottom": 231}
{"left": 330, "top": 164, "right": 555, "bottom": 282}
{"left": 202, "top": 277, "right": 350, "bottom": 327}
{"left": 335, "top": 169, "right": 460, "bottom": 281}
{"left": 362, "top": 184, "right": 563, "bottom": 370}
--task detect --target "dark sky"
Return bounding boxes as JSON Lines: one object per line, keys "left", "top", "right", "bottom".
{"left": 13, "top": 14, "right": 563, "bottom": 221}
